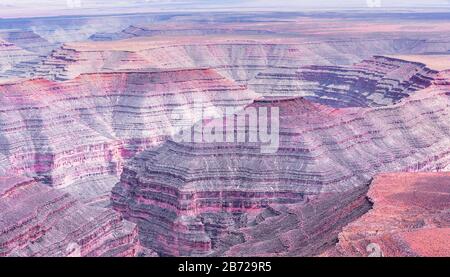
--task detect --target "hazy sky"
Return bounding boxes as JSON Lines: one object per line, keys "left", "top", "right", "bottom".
{"left": 1, "top": 0, "right": 449, "bottom": 18}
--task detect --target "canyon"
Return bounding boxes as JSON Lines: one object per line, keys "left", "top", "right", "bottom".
{"left": 0, "top": 11, "right": 449, "bottom": 257}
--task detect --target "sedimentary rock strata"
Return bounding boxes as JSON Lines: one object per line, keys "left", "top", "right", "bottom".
{"left": 0, "top": 175, "right": 145, "bottom": 257}
{"left": 251, "top": 56, "right": 437, "bottom": 107}
{"left": 33, "top": 37, "right": 450, "bottom": 82}
{"left": 89, "top": 24, "right": 279, "bottom": 41}
{"left": 1, "top": 11, "right": 450, "bottom": 257}
{"left": 0, "top": 39, "right": 36, "bottom": 78}
{"left": 112, "top": 70, "right": 450, "bottom": 255}
{"left": 325, "top": 173, "right": 450, "bottom": 257}
{"left": 0, "top": 30, "right": 54, "bottom": 55}
{"left": 0, "top": 30, "right": 56, "bottom": 80}
{"left": 218, "top": 184, "right": 372, "bottom": 256}
{"left": 0, "top": 69, "right": 256, "bottom": 192}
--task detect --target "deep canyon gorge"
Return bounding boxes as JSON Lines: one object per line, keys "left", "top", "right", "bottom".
{"left": 0, "top": 9, "right": 449, "bottom": 257}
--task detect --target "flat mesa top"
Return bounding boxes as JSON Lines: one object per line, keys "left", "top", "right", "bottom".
{"left": 386, "top": 54, "right": 450, "bottom": 71}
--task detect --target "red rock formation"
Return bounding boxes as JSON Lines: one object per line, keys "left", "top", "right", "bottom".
{"left": 34, "top": 36, "right": 450, "bottom": 82}
{"left": 112, "top": 70, "right": 450, "bottom": 255}
{"left": 251, "top": 56, "right": 437, "bottom": 107}
{"left": 216, "top": 184, "right": 372, "bottom": 256}
{"left": 0, "top": 69, "right": 256, "bottom": 202}
{"left": 0, "top": 39, "right": 37, "bottom": 79}
{"left": 325, "top": 172, "right": 450, "bottom": 257}
{"left": 0, "top": 175, "right": 151, "bottom": 257}
{"left": 0, "top": 30, "right": 54, "bottom": 55}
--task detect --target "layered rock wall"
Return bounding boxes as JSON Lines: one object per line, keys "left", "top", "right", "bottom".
{"left": 325, "top": 173, "right": 450, "bottom": 257}
{"left": 112, "top": 70, "right": 450, "bottom": 255}
{"left": 0, "top": 69, "right": 256, "bottom": 192}
{"left": 251, "top": 56, "right": 437, "bottom": 107}
{"left": 0, "top": 175, "right": 144, "bottom": 257}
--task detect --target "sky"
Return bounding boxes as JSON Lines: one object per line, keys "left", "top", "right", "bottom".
{"left": 1, "top": 0, "right": 449, "bottom": 18}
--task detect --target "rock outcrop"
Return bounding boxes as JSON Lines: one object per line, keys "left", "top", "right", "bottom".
{"left": 33, "top": 37, "right": 449, "bottom": 82}
{"left": 250, "top": 56, "right": 437, "bottom": 107}
{"left": 1, "top": 12, "right": 450, "bottom": 257}
{"left": 0, "top": 30, "right": 57, "bottom": 80}
{"left": 0, "top": 69, "right": 256, "bottom": 191}
{"left": 217, "top": 184, "right": 372, "bottom": 256}
{"left": 0, "top": 39, "right": 37, "bottom": 78}
{"left": 89, "top": 24, "right": 279, "bottom": 41}
{"left": 112, "top": 70, "right": 450, "bottom": 256}
{"left": 0, "top": 175, "right": 145, "bottom": 257}
{"left": 325, "top": 173, "right": 450, "bottom": 257}
{"left": 0, "top": 30, "right": 54, "bottom": 55}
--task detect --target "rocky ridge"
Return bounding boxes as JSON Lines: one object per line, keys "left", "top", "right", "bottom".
{"left": 324, "top": 173, "right": 450, "bottom": 257}
{"left": 0, "top": 69, "right": 256, "bottom": 206}
{"left": 112, "top": 70, "right": 450, "bottom": 255}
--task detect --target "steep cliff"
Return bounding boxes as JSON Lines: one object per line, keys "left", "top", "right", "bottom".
{"left": 0, "top": 69, "right": 256, "bottom": 205}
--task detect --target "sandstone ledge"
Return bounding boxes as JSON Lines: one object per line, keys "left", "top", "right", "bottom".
{"left": 325, "top": 172, "right": 450, "bottom": 257}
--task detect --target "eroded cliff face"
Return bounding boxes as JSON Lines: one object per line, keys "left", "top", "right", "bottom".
{"left": 0, "top": 175, "right": 152, "bottom": 257}
{"left": 217, "top": 184, "right": 372, "bottom": 256}
{"left": 0, "top": 69, "right": 256, "bottom": 207}
{"left": 112, "top": 70, "right": 450, "bottom": 256}
{"left": 1, "top": 13, "right": 449, "bottom": 256}
{"left": 0, "top": 39, "right": 37, "bottom": 77}
{"left": 1, "top": 55, "right": 440, "bottom": 207}
{"left": 251, "top": 56, "right": 437, "bottom": 107}
{"left": 31, "top": 37, "right": 449, "bottom": 82}
{"left": 324, "top": 173, "right": 450, "bottom": 257}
